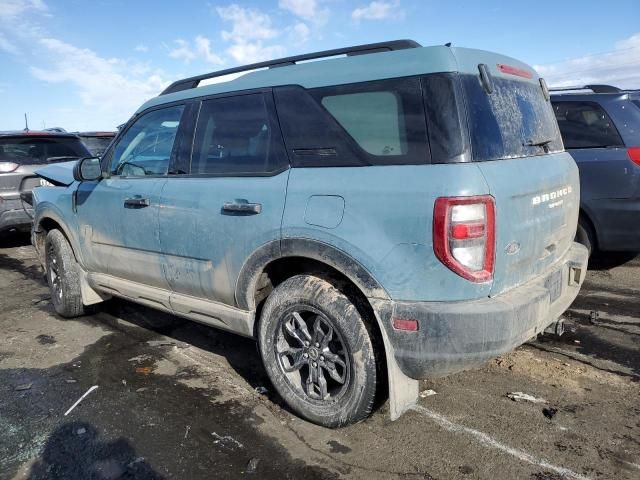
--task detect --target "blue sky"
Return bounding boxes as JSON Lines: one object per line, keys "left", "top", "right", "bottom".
{"left": 1, "top": 0, "right": 639, "bottom": 131}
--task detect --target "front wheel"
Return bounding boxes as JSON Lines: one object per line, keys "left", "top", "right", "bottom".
{"left": 258, "top": 274, "right": 378, "bottom": 427}
{"left": 45, "top": 229, "right": 85, "bottom": 318}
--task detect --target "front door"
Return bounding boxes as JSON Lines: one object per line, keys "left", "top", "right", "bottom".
{"left": 76, "top": 104, "right": 186, "bottom": 289}
{"left": 159, "top": 92, "right": 290, "bottom": 307}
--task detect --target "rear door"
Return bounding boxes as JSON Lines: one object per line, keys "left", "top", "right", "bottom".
{"left": 457, "top": 68, "right": 579, "bottom": 295}
{"left": 158, "top": 91, "right": 289, "bottom": 308}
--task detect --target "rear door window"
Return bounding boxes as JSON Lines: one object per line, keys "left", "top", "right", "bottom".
{"left": 552, "top": 101, "right": 623, "bottom": 149}
{"left": 461, "top": 75, "right": 563, "bottom": 161}
{"left": 190, "top": 93, "right": 287, "bottom": 175}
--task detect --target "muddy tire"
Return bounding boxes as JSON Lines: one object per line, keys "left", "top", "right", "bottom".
{"left": 575, "top": 216, "right": 595, "bottom": 257}
{"left": 258, "top": 274, "right": 378, "bottom": 428}
{"left": 45, "top": 229, "right": 84, "bottom": 318}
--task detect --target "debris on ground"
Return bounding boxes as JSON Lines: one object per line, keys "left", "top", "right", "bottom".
{"left": 543, "top": 407, "right": 558, "bottom": 419}
{"left": 255, "top": 386, "right": 268, "bottom": 395}
{"left": 135, "top": 367, "right": 153, "bottom": 375}
{"left": 506, "top": 392, "right": 547, "bottom": 404}
{"left": 76, "top": 427, "right": 86, "bottom": 435}
{"left": 589, "top": 311, "right": 600, "bottom": 324}
{"left": 15, "top": 383, "right": 32, "bottom": 391}
{"left": 64, "top": 385, "right": 99, "bottom": 416}
{"left": 65, "top": 379, "right": 77, "bottom": 384}
{"left": 147, "top": 340, "right": 176, "bottom": 347}
{"left": 211, "top": 432, "right": 244, "bottom": 450}
{"left": 420, "top": 389, "right": 437, "bottom": 398}
{"left": 246, "top": 457, "right": 260, "bottom": 473}
{"left": 136, "top": 387, "right": 148, "bottom": 393}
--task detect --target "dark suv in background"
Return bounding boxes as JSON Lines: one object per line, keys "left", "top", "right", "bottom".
{"left": 551, "top": 85, "right": 640, "bottom": 254}
{"left": 0, "top": 131, "right": 90, "bottom": 233}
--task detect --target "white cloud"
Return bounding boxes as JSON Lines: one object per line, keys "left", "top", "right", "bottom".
{"left": 216, "top": 4, "right": 284, "bottom": 64}
{"left": 0, "top": 0, "right": 47, "bottom": 18}
{"left": 535, "top": 32, "right": 640, "bottom": 89}
{"left": 134, "top": 44, "right": 149, "bottom": 53}
{"left": 352, "top": 1, "right": 402, "bottom": 21}
{"left": 30, "top": 38, "right": 169, "bottom": 129}
{"left": 279, "top": 0, "right": 318, "bottom": 20}
{"left": 291, "top": 22, "right": 311, "bottom": 44}
{"left": 168, "top": 38, "right": 196, "bottom": 62}
{"left": 168, "top": 36, "right": 223, "bottom": 65}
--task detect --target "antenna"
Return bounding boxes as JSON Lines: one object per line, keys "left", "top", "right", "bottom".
{"left": 24, "top": 113, "right": 29, "bottom": 132}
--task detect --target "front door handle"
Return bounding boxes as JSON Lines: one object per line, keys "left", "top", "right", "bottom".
{"left": 222, "top": 199, "right": 262, "bottom": 215}
{"left": 124, "top": 197, "right": 150, "bottom": 209}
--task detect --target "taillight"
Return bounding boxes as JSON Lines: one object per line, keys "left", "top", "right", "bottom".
{"left": 628, "top": 147, "right": 640, "bottom": 166}
{"left": 0, "top": 162, "right": 19, "bottom": 173}
{"left": 433, "top": 195, "right": 495, "bottom": 282}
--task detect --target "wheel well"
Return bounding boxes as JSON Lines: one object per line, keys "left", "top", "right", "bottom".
{"left": 579, "top": 209, "right": 598, "bottom": 249}
{"left": 255, "top": 256, "right": 388, "bottom": 395}
{"left": 33, "top": 217, "right": 63, "bottom": 263}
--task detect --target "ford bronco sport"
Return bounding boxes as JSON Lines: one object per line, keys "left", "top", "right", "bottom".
{"left": 31, "top": 40, "right": 588, "bottom": 427}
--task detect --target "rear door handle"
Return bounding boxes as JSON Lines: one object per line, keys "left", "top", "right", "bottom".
{"left": 222, "top": 200, "right": 262, "bottom": 214}
{"left": 124, "top": 197, "right": 150, "bottom": 209}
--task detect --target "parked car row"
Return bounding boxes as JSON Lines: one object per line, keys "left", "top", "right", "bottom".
{"left": 0, "top": 130, "right": 115, "bottom": 234}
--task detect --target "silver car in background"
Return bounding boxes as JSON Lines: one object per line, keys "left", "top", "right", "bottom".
{"left": 0, "top": 131, "right": 91, "bottom": 233}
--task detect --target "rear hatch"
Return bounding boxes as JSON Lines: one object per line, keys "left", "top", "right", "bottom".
{"left": 453, "top": 51, "right": 579, "bottom": 295}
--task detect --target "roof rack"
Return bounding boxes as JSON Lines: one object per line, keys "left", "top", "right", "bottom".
{"left": 549, "top": 84, "right": 621, "bottom": 94}
{"left": 160, "top": 39, "right": 421, "bottom": 96}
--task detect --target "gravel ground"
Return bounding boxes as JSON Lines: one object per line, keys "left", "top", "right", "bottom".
{"left": 0, "top": 232, "right": 638, "bottom": 480}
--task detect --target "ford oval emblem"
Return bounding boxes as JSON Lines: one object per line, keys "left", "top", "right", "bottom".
{"left": 505, "top": 241, "right": 521, "bottom": 255}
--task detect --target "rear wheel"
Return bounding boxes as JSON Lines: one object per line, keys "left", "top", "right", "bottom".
{"left": 258, "top": 274, "right": 378, "bottom": 427}
{"left": 45, "top": 229, "right": 84, "bottom": 318}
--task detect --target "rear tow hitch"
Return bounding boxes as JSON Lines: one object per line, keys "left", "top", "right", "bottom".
{"left": 544, "top": 318, "right": 565, "bottom": 338}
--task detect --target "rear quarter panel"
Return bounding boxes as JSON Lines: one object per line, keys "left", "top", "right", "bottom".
{"left": 282, "top": 164, "right": 491, "bottom": 302}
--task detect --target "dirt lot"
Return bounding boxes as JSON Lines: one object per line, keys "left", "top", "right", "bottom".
{"left": 1, "top": 232, "right": 638, "bottom": 480}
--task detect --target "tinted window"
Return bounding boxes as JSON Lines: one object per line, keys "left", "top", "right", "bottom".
{"left": 310, "top": 78, "right": 429, "bottom": 165}
{"left": 0, "top": 137, "right": 90, "bottom": 165}
{"left": 191, "top": 93, "right": 284, "bottom": 175}
{"left": 110, "top": 105, "right": 185, "bottom": 176}
{"left": 552, "top": 101, "right": 623, "bottom": 149}
{"left": 80, "top": 136, "right": 114, "bottom": 157}
{"left": 462, "top": 75, "right": 563, "bottom": 161}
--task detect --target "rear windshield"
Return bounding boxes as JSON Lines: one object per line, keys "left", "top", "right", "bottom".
{"left": 552, "top": 101, "right": 624, "bottom": 149}
{"left": 461, "top": 75, "right": 563, "bottom": 161}
{"left": 0, "top": 137, "right": 90, "bottom": 165}
{"left": 80, "top": 136, "right": 114, "bottom": 157}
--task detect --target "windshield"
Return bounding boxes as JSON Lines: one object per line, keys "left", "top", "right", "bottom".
{"left": 80, "top": 136, "right": 114, "bottom": 157}
{"left": 461, "top": 75, "right": 563, "bottom": 161}
{"left": 0, "top": 137, "right": 91, "bottom": 165}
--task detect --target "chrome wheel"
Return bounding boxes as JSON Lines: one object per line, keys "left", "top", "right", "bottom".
{"left": 275, "top": 308, "right": 350, "bottom": 402}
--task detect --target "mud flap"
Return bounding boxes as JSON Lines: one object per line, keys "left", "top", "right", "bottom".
{"left": 79, "top": 268, "right": 111, "bottom": 306}
{"left": 373, "top": 308, "right": 420, "bottom": 420}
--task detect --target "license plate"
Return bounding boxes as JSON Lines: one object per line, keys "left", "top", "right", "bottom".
{"left": 545, "top": 269, "right": 562, "bottom": 303}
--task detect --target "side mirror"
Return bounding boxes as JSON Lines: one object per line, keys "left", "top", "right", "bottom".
{"left": 73, "top": 157, "right": 102, "bottom": 182}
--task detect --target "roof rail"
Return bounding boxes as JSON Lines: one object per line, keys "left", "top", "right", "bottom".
{"left": 160, "top": 39, "right": 422, "bottom": 96}
{"left": 549, "top": 84, "right": 621, "bottom": 94}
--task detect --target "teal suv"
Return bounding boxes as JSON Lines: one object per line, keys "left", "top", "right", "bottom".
{"left": 31, "top": 40, "right": 588, "bottom": 427}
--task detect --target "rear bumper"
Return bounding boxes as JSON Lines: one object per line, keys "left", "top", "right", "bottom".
{"left": 372, "top": 242, "right": 589, "bottom": 379}
{"left": 0, "top": 198, "right": 33, "bottom": 232}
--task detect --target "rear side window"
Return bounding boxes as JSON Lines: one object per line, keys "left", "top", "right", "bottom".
{"left": 552, "top": 101, "right": 623, "bottom": 149}
{"left": 320, "top": 91, "right": 406, "bottom": 156}
{"left": 0, "top": 137, "right": 90, "bottom": 165}
{"left": 275, "top": 77, "right": 429, "bottom": 167}
{"left": 462, "top": 75, "right": 563, "bottom": 161}
{"left": 191, "top": 93, "right": 286, "bottom": 175}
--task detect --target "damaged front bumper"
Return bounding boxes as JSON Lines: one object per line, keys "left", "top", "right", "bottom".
{"left": 372, "top": 241, "right": 589, "bottom": 379}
